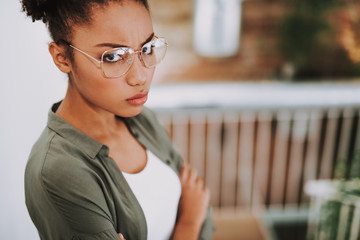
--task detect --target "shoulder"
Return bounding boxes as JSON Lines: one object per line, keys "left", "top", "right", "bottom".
{"left": 25, "top": 130, "right": 117, "bottom": 238}
{"left": 25, "top": 127, "right": 101, "bottom": 198}
{"left": 25, "top": 127, "right": 112, "bottom": 214}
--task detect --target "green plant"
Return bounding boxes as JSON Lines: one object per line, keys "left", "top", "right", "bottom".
{"left": 350, "top": 150, "right": 360, "bottom": 179}
{"left": 278, "top": 0, "right": 360, "bottom": 80}
{"left": 307, "top": 149, "right": 360, "bottom": 240}
{"left": 310, "top": 179, "right": 360, "bottom": 240}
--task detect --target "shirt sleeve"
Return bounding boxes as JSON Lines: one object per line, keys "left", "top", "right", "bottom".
{"left": 199, "top": 207, "right": 215, "bottom": 240}
{"left": 74, "top": 229, "right": 121, "bottom": 240}
{"left": 40, "top": 149, "right": 121, "bottom": 240}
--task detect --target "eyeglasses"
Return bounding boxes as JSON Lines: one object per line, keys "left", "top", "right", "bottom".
{"left": 60, "top": 36, "right": 168, "bottom": 78}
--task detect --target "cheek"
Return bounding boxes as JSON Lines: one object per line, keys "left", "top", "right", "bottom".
{"left": 71, "top": 59, "right": 123, "bottom": 96}
{"left": 147, "top": 68, "right": 156, "bottom": 83}
{"left": 72, "top": 57, "right": 103, "bottom": 82}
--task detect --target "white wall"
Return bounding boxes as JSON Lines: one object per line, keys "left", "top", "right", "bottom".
{"left": 0, "top": 1, "right": 67, "bottom": 239}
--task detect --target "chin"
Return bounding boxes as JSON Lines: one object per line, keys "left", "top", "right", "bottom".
{"left": 117, "top": 105, "right": 144, "bottom": 118}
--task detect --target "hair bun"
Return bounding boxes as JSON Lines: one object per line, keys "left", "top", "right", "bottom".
{"left": 21, "top": 0, "right": 53, "bottom": 23}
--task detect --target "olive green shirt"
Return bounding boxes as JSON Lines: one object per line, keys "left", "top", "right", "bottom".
{"left": 25, "top": 102, "right": 214, "bottom": 240}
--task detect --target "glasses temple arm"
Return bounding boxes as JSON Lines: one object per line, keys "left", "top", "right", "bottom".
{"left": 68, "top": 45, "right": 102, "bottom": 65}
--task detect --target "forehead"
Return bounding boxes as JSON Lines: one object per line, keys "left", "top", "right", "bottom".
{"left": 71, "top": 1, "right": 153, "bottom": 48}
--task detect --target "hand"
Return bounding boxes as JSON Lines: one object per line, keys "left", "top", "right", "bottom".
{"left": 178, "top": 164, "right": 210, "bottom": 228}
{"left": 118, "top": 233, "right": 126, "bottom": 240}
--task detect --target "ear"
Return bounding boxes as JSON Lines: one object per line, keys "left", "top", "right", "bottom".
{"left": 48, "top": 42, "right": 72, "bottom": 74}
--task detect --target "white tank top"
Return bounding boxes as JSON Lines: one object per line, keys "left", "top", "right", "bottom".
{"left": 122, "top": 150, "right": 181, "bottom": 240}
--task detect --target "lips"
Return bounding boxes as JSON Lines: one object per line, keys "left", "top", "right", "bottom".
{"left": 126, "top": 92, "right": 148, "bottom": 106}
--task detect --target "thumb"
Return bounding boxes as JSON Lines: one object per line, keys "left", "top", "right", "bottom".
{"left": 119, "top": 233, "right": 126, "bottom": 240}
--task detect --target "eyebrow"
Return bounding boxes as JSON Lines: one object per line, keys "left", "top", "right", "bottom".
{"left": 94, "top": 32, "right": 155, "bottom": 48}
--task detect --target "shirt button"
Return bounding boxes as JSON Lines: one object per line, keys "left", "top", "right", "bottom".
{"left": 166, "top": 159, "right": 171, "bottom": 165}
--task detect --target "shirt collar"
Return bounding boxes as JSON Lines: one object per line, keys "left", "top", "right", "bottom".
{"left": 47, "top": 102, "right": 104, "bottom": 159}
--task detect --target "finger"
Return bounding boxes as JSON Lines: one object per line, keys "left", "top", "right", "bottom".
{"left": 204, "top": 187, "right": 210, "bottom": 204}
{"left": 180, "top": 164, "right": 190, "bottom": 181}
{"left": 119, "top": 233, "right": 126, "bottom": 240}
{"left": 195, "top": 177, "right": 205, "bottom": 189}
{"left": 188, "top": 168, "right": 198, "bottom": 182}
{"left": 195, "top": 179, "right": 209, "bottom": 195}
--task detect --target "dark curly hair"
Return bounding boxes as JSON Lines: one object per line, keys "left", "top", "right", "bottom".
{"left": 21, "top": 0, "right": 149, "bottom": 43}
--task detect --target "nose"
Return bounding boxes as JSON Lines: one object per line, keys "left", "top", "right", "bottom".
{"left": 125, "top": 54, "right": 147, "bottom": 87}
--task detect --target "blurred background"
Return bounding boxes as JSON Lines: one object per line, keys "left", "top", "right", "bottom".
{"left": 151, "top": 0, "right": 360, "bottom": 82}
{"left": 1, "top": 0, "right": 360, "bottom": 239}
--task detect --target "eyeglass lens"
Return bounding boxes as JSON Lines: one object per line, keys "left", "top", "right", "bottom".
{"left": 101, "top": 38, "right": 167, "bottom": 78}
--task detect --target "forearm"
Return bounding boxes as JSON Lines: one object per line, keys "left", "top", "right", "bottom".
{"left": 174, "top": 164, "right": 210, "bottom": 240}
{"left": 172, "top": 220, "right": 202, "bottom": 240}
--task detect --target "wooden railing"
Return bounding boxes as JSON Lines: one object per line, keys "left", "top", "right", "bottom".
{"left": 147, "top": 82, "right": 360, "bottom": 210}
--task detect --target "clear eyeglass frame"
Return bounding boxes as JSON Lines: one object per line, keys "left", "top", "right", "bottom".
{"left": 60, "top": 36, "right": 168, "bottom": 78}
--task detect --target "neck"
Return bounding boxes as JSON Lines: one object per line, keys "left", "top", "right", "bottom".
{"left": 56, "top": 86, "right": 125, "bottom": 142}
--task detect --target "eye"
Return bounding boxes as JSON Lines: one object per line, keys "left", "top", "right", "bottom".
{"left": 142, "top": 43, "right": 153, "bottom": 55}
{"left": 103, "top": 49, "right": 126, "bottom": 63}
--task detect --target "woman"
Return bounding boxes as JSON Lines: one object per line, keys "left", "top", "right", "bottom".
{"left": 22, "top": 0, "right": 214, "bottom": 239}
